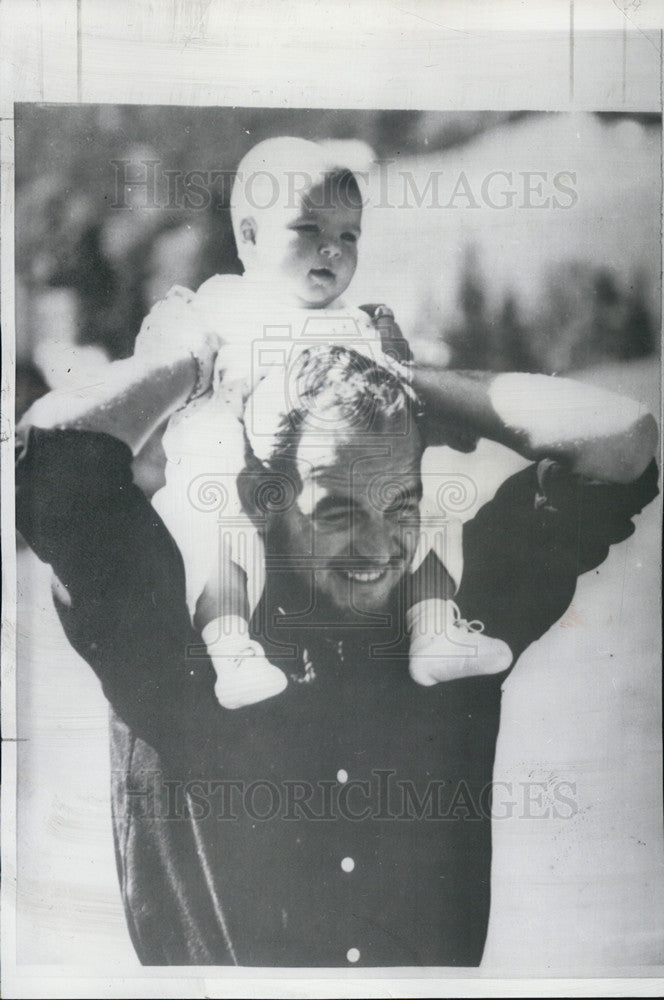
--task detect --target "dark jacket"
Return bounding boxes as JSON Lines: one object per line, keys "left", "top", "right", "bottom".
{"left": 16, "top": 426, "right": 658, "bottom": 966}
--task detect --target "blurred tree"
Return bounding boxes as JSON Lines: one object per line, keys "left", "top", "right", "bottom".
{"left": 620, "top": 270, "right": 657, "bottom": 359}
{"left": 443, "top": 255, "right": 657, "bottom": 375}
{"left": 14, "top": 106, "right": 658, "bottom": 376}
{"left": 449, "top": 247, "right": 491, "bottom": 369}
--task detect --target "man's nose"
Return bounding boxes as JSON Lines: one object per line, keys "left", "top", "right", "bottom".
{"left": 319, "top": 239, "right": 342, "bottom": 260}
{"left": 352, "top": 517, "right": 392, "bottom": 564}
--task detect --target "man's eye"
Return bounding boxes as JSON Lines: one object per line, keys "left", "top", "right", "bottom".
{"left": 341, "top": 232, "right": 357, "bottom": 243}
{"left": 317, "top": 506, "right": 352, "bottom": 524}
{"left": 294, "top": 223, "right": 319, "bottom": 234}
{"left": 385, "top": 500, "right": 419, "bottom": 518}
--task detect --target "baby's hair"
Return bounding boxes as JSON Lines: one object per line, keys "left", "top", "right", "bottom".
{"left": 231, "top": 136, "right": 363, "bottom": 257}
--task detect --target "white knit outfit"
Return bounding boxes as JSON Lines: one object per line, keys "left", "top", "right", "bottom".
{"left": 152, "top": 274, "right": 463, "bottom": 623}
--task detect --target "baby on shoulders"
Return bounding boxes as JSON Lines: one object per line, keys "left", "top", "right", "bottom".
{"left": 151, "top": 137, "right": 510, "bottom": 708}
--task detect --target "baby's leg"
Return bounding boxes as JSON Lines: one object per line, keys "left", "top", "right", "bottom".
{"left": 196, "top": 556, "right": 287, "bottom": 710}
{"left": 409, "top": 549, "right": 456, "bottom": 605}
{"left": 407, "top": 551, "right": 512, "bottom": 685}
{"left": 194, "top": 554, "right": 250, "bottom": 637}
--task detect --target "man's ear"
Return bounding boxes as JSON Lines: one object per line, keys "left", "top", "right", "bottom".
{"left": 239, "top": 216, "right": 257, "bottom": 247}
{"left": 236, "top": 460, "right": 301, "bottom": 531}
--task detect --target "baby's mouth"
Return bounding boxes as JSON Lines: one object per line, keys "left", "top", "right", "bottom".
{"left": 309, "top": 267, "right": 336, "bottom": 284}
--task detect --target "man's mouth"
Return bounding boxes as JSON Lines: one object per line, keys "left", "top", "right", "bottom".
{"left": 344, "top": 568, "right": 389, "bottom": 583}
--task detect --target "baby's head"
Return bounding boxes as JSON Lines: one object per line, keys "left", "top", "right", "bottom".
{"left": 231, "top": 137, "right": 363, "bottom": 308}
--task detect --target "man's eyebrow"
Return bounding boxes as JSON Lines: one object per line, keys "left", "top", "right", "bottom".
{"left": 310, "top": 486, "right": 422, "bottom": 517}
{"left": 381, "top": 484, "right": 423, "bottom": 505}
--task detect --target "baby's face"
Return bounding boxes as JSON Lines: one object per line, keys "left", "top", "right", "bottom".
{"left": 248, "top": 177, "right": 362, "bottom": 308}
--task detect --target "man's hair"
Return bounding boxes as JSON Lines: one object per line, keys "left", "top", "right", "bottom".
{"left": 240, "top": 345, "right": 423, "bottom": 513}
{"left": 231, "top": 136, "right": 363, "bottom": 257}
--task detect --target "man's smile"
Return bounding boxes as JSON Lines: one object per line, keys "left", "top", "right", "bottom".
{"left": 343, "top": 568, "right": 389, "bottom": 583}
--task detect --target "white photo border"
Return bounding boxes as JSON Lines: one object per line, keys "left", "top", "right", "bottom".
{"left": 1, "top": 1, "right": 663, "bottom": 998}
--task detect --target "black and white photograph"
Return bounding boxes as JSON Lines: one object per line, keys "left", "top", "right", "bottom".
{"left": 2, "top": 3, "right": 663, "bottom": 998}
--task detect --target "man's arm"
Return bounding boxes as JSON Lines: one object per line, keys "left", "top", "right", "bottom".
{"left": 16, "top": 424, "right": 225, "bottom": 757}
{"left": 366, "top": 306, "right": 657, "bottom": 484}
{"left": 411, "top": 366, "right": 658, "bottom": 485}
{"left": 16, "top": 290, "right": 226, "bottom": 755}
{"left": 22, "top": 354, "right": 195, "bottom": 453}
{"left": 456, "top": 456, "right": 659, "bottom": 667}
{"left": 20, "top": 288, "right": 219, "bottom": 452}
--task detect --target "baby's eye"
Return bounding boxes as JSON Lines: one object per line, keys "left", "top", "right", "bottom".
{"left": 293, "top": 223, "right": 320, "bottom": 234}
{"left": 341, "top": 232, "right": 357, "bottom": 243}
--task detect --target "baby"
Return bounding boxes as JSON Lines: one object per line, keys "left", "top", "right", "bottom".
{"left": 151, "top": 137, "right": 511, "bottom": 709}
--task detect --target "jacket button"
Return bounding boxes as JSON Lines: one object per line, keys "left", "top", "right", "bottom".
{"left": 340, "top": 856, "right": 355, "bottom": 873}
{"left": 337, "top": 769, "right": 348, "bottom": 783}
{"left": 346, "top": 947, "right": 360, "bottom": 963}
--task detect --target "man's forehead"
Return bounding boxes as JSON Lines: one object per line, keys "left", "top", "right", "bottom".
{"left": 296, "top": 426, "right": 423, "bottom": 485}
{"left": 290, "top": 421, "right": 421, "bottom": 518}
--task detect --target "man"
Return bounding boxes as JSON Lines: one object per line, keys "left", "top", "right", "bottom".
{"left": 16, "top": 291, "right": 658, "bottom": 966}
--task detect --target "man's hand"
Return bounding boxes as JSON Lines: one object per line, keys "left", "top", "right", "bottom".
{"left": 360, "top": 303, "right": 413, "bottom": 363}
{"left": 362, "top": 304, "right": 480, "bottom": 453}
{"left": 21, "top": 284, "right": 224, "bottom": 455}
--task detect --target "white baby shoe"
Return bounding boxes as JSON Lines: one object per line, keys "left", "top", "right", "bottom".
{"left": 202, "top": 619, "right": 288, "bottom": 710}
{"left": 407, "top": 599, "right": 512, "bottom": 686}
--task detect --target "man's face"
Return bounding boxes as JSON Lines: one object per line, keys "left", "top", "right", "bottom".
{"left": 271, "top": 415, "right": 423, "bottom": 622}
{"left": 248, "top": 176, "right": 362, "bottom": 308}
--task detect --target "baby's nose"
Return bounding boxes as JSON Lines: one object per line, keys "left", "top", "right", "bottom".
{"left": 319, "top": 240, "right": 342, "bottom": 260}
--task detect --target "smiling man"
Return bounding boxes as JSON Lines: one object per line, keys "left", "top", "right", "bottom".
{"left": 16, "top": 289, "right": 658, "bottom": 966}
{"left": 240, "top": 343, "right": 424, "bottom": 627}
